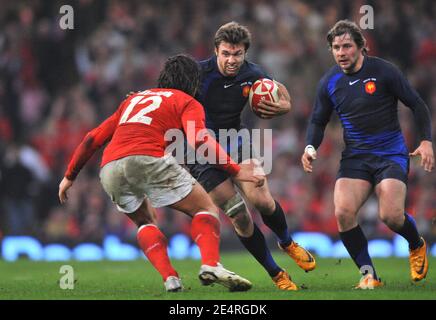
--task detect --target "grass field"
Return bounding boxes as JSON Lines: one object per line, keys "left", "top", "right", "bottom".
{"left": 0, "top": 253, "right": 435, "bottom": 300}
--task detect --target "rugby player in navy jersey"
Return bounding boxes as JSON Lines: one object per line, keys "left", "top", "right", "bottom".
{"left": 301, "top": 20, "right": 434, "bottom": 288}
{"left": 187, "top": 21, "right": 316, "bottom": 291}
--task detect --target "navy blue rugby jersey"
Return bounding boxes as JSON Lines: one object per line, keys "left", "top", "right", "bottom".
{"left": 196, "top": 56, "right": 269, "bottom": 133}
{"left": 306, "top": 56, "right": 432, "bottom": 163}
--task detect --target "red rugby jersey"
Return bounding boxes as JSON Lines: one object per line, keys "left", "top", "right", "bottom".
{"left": 64, "top": 89, "right": 240, "bottom": 180}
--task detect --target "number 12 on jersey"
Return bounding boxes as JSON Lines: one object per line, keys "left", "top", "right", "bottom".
{"left": 119, "top": 95, "right": 163, "bottom": 125}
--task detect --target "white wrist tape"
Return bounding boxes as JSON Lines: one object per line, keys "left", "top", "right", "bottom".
{"left": 305, "top": 145, "right": 316, "bottom": 157}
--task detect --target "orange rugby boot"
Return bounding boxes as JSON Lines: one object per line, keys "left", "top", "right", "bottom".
{"left": 279, "top": 241, "right": 316, "bottom": 272}
{"left": 271, "top": 270, "right": 298, "bottom": 291}
{"left": 409, "top": 237, "right": 428, "bottom": 282}
{"left": 354, "top": 274, "right": 384, "bottom": 290}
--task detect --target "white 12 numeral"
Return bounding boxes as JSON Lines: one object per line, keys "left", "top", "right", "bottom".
{"left": 119, "top": 95, "right": 162, "bottom": 125}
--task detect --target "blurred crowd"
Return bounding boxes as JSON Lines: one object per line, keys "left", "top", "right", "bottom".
{"left": 0, "top": 0, "right": 435, "bottom": 247}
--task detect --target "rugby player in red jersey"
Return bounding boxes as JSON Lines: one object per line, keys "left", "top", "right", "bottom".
{"left": 59, "top": 54, "right": 264, "bottom": 292}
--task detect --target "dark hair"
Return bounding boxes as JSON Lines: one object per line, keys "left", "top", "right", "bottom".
{"left": 214, "top": 21, "right": 251, "bottom": 51}
{"left": 157, "top": 54, "right": 201, "bottom": 97}
{"left": 327, "top": 20, "right": 368, "bottom": 55}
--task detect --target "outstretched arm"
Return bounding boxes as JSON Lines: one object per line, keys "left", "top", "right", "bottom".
{"left": 59, "top": 177, "right": 73, "bottom": 204}
{"left": 59, "top": 112, "right": 119, "bottom": 203}
{"left": 182, "top": 100, "right": 265, "bottom": 187}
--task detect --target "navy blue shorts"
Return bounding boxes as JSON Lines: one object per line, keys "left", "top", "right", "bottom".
{"left": 186, "top": 163, "right": 229, "bottom": 193}
{"left": 187, "top": 138, "right": 257, "bottom": 193}
{"left": 337, "top": 153, "right": 409, "bottom": 186}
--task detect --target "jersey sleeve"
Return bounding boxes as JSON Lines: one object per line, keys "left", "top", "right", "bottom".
{"left": 386, "top": 62, "right": 432, "bottom": 142}
{"left": 64, "top": 109, "right": 121, "bottom": 180}
{"left": 181, "top": 99, "right": 240, "bottom": 176}
{"left": 306, "top": 77, "right": 334, "bottom": 149}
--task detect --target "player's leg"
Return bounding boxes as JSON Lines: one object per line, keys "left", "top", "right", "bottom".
{"left": 235, "top": 161, "right": 286, "bottom": 239}
{"left": 209, "top": 178, "right": 296, "bottom": 290}
{"left": 169, "top": 182, "right": 252, "bottom": 291}
{"left": 335, "top": 156, "right": 385, "bottom": 288}
{"left": 124, "top": 202, "right": 182, "bottom": 292}
{"left": 99, "top": 157, "right": 180, "bottom": 292}
{"left": 375, "top": 178, "right": 427, "bottom": 281}
{"left": 334, "top": 177, "right": 382, "bottom": 287}
{"left": 189, "top": 163, "right": 296, "bottom": 290}
{"left": 168, "top": 182, "right": 220, "bottom": 268}
{"left": 235, "top": 159, "right": 316, "bottom": 273}
{"left": 334, "top": 178, "right": 372, "bottom": 231}
{"left": 209, "top": 178, "right": 253, "bottom": 236}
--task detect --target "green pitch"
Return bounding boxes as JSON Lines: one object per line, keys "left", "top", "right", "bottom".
{"left": 0, "top": 253, "right": 435, "bottom": 300}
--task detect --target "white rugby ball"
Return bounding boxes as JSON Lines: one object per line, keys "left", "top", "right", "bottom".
{"left": 248, "top": 78, "right": 279, "bottom": 117}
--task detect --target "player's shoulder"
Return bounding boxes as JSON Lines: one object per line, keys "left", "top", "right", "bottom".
{"left": 366, "top": 55, "right": 392, "bottom": 66}
{"left": 241, "top": 59, "right": 268, "bottom": 78}
{"left": 318, "top": 64, "right": 343, "bottom": 88}
{"left": 164, "top": 88, "right": 195, "bottom": 102}
{"left": 165, "top": 88, "right": 200, "bottom": 107}
{"left": 366, "top": 55, "right": 399, "bottom": 73}
{"left": 149, "top": 88, "right": 202, "bottom": 115}
{"left": 134, "top": 88, "right": 178, "bottom": 98}
{"left": 199, "top": 56, "right": 216, "bottom": 73}
{"left": 243, "top": 60, "right": 266, "bottom": 74}
{"left": 136, "top": 88, "right": 195, "bottom": 105}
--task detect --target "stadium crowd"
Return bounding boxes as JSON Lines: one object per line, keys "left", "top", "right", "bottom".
{"left": 0, "top": 0, "right": 434, "bottom": 247}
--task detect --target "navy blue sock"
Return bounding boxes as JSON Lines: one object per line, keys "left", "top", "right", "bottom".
{"left": 396, "top": 213, "right": 422, "bottom": 250}
{"left": 339, "top": 225, "right": 379, "bottom": 280}
{"left": 237, "top": 223, "right": 282, "bottom": 277}
{"left": 261, "top": 200, "right": 293, "bottom": 247}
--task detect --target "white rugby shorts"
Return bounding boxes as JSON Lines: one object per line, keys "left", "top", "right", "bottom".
{"left": 99, "top": 154, "right": 196, "bottom": 213}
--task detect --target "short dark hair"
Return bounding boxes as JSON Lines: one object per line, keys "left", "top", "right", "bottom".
{"left": 214, "top": 21, "right": 251, "bottom": 51}
{"left": 157, "top": 54, "right": 201, "bottom": 97}
{"left": 327, "top": 20, "right": 368, "bottom": 55}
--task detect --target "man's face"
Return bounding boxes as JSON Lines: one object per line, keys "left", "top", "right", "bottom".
{"left": 215, "top": 42, "right": 246, "bottom": 77}
{"left": 331, "top": 33, "right": 363, "bottom": 73}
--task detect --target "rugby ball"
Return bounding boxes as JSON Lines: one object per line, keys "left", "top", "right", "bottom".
{"left": 248, "top": 78, "right": 279, "bottom": 117}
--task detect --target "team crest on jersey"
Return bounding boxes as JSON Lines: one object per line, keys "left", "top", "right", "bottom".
{"left": 242, "top": 85, "right": 251, "bottom": 97}
{"left": 241, "top": 81, "right": 252, "bottom": 98}
{"left": 363, "top": 78, "right": 377, "bottom": 95}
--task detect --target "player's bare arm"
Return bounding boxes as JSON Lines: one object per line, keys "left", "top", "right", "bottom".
{"left": 409, "top": 140, "right": 434, "bottom": 172}
{"left": 256, "top": 81, "right": 291, "bottom": 119}
{"left": 58, "top": 177, "right": 73, "bottom": 204}
{"left": 192, "top": 131, "right": 266, "bottom": 187}
{"left": 58, "top": 108, "right": 119, "bottom": 205}
{"left": 301, "top": 145, "right": 317, "bottom": 173}
{"left": 234, "top": 164, "right": 265, "bottom": 187}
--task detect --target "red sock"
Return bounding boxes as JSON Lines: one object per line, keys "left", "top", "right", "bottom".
{"left": 137, "top": 224, "right": 178, "bottom": 281}
{"left": 191, "top": 212, "right": 220, "bottom": 266}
